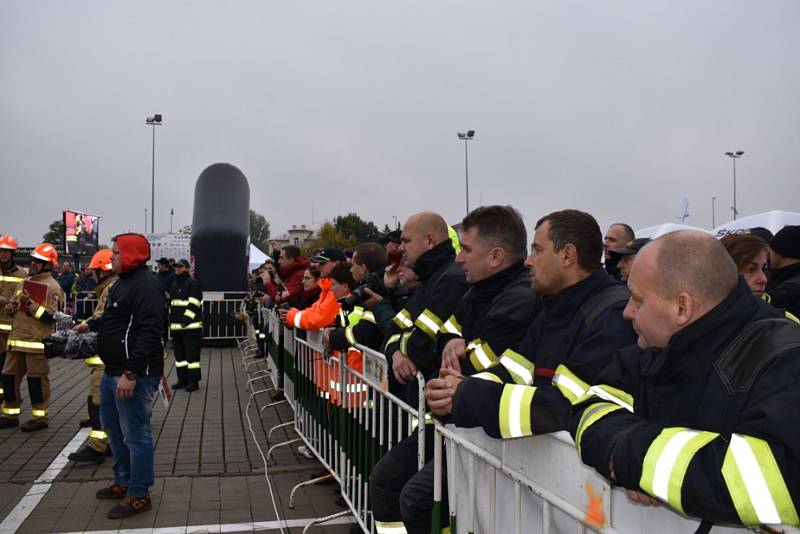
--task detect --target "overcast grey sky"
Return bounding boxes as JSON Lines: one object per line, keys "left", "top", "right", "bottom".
{"left": 1, "top": 1, "right": 798, "bottom": 247}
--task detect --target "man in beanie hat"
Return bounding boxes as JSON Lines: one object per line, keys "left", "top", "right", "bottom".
{"left": 767, "top": 224, "right": 800, "bottom": 317}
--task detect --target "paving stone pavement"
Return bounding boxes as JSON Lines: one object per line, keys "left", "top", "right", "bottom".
{"left": 0, "top": 346, "right": 355, "bottom": 533}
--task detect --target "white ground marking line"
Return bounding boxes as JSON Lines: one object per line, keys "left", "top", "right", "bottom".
{"left": 0, "top": 427, "right": 90, "bottom": 533}
{"left": 57, "top": 515, "right": 357, "bottom": 534}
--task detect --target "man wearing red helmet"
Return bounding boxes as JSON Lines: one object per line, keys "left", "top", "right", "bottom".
{"left": 0, "top": 235, "right": 26, "bottom": 403}
{"left": 68, "top": 248, "right": 117, "bottom": 463}
{"left": 0, "top": 243, "right": 65, "bottom": 431}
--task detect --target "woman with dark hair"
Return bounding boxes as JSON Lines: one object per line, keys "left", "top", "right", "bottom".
{"left": 720, "top": 234, "right": 769, "bottom": 297}
{"left": 285, "top": 267, "right": 322, "bottom": 310}
{"left": 329, "top": 263, "right": 356, "bottom": 302}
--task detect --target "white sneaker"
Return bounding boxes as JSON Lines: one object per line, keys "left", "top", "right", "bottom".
{"left": 297, "top": 445, "right": 314, "bottom": 460}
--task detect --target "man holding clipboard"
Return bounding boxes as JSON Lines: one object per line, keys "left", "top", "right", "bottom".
{"left": 0, "top": 243, "right": 64, "bottom": 431}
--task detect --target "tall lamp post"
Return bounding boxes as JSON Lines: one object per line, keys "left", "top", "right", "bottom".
{"left": 724, "top": 150, "right": 744, "bottom": 220}
{"left": 457, "top": 130, "right": 475, "bottom": 214}
{"left": 712, "top": 196, "right": 717, "bottom": 228}
{"left": 146, "top": 114, "right": 163, "bottom": 233}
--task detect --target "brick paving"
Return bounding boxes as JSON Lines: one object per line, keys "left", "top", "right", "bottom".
{"left": 0, "top": 346, "right": 354, "bottom": 533}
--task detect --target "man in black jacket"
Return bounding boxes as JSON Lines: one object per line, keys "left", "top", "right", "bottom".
{"left": 372, "top": 206, "right": 537, "bottom": 534}
{"left": 767, "top": 225, "right": 800, "bottom": 317}
{"left": 168, "top": 259, "right": 203, "bottom": 391}
{"left": 567, "top": 231, "right": 800, "bottom": 528}
{"left": 91, "top": 233, "right": 164, "bottom": 520}
{"left": 439, "top": 209, "right": 635, "bottom": 439}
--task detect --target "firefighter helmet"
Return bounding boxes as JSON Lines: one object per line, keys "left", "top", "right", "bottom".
{"left": 88, "top": 249, "right": 113, "bottom": 271}
{"left": 31, "top": 243, "right": 58, "bottom": 265}
{"left": 0, "top": 235, "right": 17, "bottom": 251}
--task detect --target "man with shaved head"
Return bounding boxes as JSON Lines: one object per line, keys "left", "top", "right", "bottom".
{"left": 371, "top": 211, "right": 467, "bottom": 534}
{"left": 565, "top": 230, "right": 800, "bottom": 528}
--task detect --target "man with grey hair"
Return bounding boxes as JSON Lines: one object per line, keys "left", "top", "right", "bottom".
{"left": 565, "top": 230, "right": 800, "bottom": 528}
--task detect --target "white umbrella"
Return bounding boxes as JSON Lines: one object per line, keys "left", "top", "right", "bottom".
{"left": 712, "top": 210, "right": 800, "bottom": 238}
{"left": 635, "top": 223, "right": 711, "bottom": 239}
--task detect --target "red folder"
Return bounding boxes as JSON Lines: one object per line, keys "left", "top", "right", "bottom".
{"left": 23, "top": 280, "right": 48, "bottom": 306}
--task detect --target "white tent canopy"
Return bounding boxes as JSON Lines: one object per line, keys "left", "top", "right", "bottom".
{"left": 635, "top": 223, "right": 711, "bottom": 240}
{"left": 712, "top": 210, "right": 800, "bottom": 238}
{"left": 248, "top": 244, "right": 271, "bottom": 271}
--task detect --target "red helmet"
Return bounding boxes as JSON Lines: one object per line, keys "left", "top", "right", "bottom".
{"left": 31, "top": 243, "right": 58, "bottom": 265}
{"left": 88, "top": 249, "right": 113, "bottom": 271}
{"left": 0, "top": 235, "right": 17, "bottom": 251}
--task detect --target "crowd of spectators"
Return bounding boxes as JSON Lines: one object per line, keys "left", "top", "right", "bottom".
{"left": 250, "top": 209, "right": 800, "bottom": 533}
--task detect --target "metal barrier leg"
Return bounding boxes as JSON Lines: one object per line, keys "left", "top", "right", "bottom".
{"left": 266, "top": 437, "right": 302, "bottom": 465}
{"left": 432, "top": 429, "right": 443, "bottom": 534}
{"left": 289, "top": 473, "right": 335, "bottom": 509}
{"left": 301, "top": 509, "right": 353, "bottom": 533}
{"left": 267, "top": 420, "right": 295, "bottom": 443}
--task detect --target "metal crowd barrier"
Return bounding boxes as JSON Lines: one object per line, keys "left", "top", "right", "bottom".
{"left": 73, "top": 297, "right": 98, "bottom": 321}
{"left": 201, "top": 291, "right": 248, "bottom": 339}
{"left": 289, "top": 331, "right": 426, "bottom": 533}
{"left": 433, "top": 425, "right": 753, "bottom": 534}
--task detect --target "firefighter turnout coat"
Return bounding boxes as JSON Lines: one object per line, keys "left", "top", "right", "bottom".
{"left": 565, "top": 280, "right": 800, "bottom": 528}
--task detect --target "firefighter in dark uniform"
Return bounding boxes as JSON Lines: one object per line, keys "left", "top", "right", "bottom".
{"left": 0, "top": 243, "right": 65, "bottom": 431}
{"left": 0, "top": 235, "right": 26, "bottom": 403}
{"left": 68, "top": 248, "right": 117, "bottom": 463}
{"left": 565, "top": 231, "right": 800, "bottom": 529}
{"left": 168, "top": 259, "right": 203, "bottom": 391}
{"left": 371, "top": 206, "right": 538, "bottom": 534}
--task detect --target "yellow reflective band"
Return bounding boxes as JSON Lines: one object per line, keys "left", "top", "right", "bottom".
{"left": 175, "top": 360, "right": 189, "bottom": 368}
{"left": 170, "top": 323, "right": 183, "bottom": 330}
{"left": 722, "top": 434, "right": 799, "bottom": 526}
{"left": 170, "top": 299, "right": 189, "bottom": 307}
{"left": 442, "top": 314, "right": 462, "bottom": 336}
{"left": 473, "top": 371, "right": 503, "bottom": 384}
{"left": 583, "top": 384, "right": 634, "bottom": 413}
{"left": 187, "top": 362, "right": 201, "bottom": 369}
{"left": 345, "top": 325, "right": 357, "bottom": 346}
{"left": 31, "top": 409, "right": 47, "bottom": 417}
{"left": 90, "top": 430, "right": 108, "bottom": 440}
{"left": 786, "top": 311, "right": 800, "bottom": 325}
{"left": 175, "top": 321, "right": 203, "bottom": 330}
{"left": 33, "top": 305, "right": 46, "bottom": 319}
{"left": 8, "top": 340, "right": 45, "bottom": 351}
{"left": 258, "top": 333, "right": 266, "bottom": 339}
{"left": 467, "top": 339, "right": 499, "bottom": 371}
{"left": 188, "top": 297, "right": 202, "bottom": 306}
{"left": 361, "top": 311, "right": 376, "bottom": 323}
{"left": 0, "top": 388, "right": 3, "bottom": 394}
{"left": 640, "top": 428, "right": 719, "bottom": 514}
{"left": 575, "top": 402, "right": 623, "bottom": 456}
{"left": 498, "top": 348, "right": 534, "bottom": 385}
{"left": 384, "top": 334, "right": 401, "bottom": 352}
{"left": 2, "top": 406, "right": 20, "bottom": 415}
{"left": 414, "top": 309, "right": 443, "bottom": 339}
{"left": 411, "top": 412, "right": 435, "bottom": 430}
{"left": 0, "top": 324, "right": 11, "bottom": 331}
{"left": 183, "top": 309, "right": 196, "bottom": 319}
{"left": 375, "top": 521, "right": 408, "bottom": 534}
{"left": 552, "top": 364, "right": 590, "bottom": 404}
{"left": 392, "top": 309, "right": 413, "bottom": 330}
{"left": 84, "top": 356, "right": 104, "bottom": 367}
{"left": 293, "top": 310, "right": 304, "bottom": 328}
{"left": 499, "top": 384, "right": 536, "bottom": 438}
{"left": 0, "top": 275, "right": 23, "bottom": 283}
{"left": 400, "top": 331, "right": 413, "bottom": 355}
{"left": 762, "top": 293, "right": 772, "bottom": 303}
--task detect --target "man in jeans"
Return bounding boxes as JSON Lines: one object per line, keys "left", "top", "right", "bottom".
{"left": 88, "top": 233, "right": 164, "bottom": 519}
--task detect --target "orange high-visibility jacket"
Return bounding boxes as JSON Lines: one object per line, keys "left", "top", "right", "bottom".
{"left": 284, "top": 278, "right": 340, "bottom": 331}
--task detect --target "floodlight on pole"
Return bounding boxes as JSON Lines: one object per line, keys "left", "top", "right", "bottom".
{"left": 457, "top": 130, "right": 475, "bottom": 214}
{"left": 724, "top": 150, "right": 744, "bottom": 220}
{"left": 146, "top": 114, "right": 163, "bottom": 233}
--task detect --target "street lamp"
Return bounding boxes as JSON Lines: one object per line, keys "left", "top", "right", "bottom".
{"left": 457, "top": 130, "right": 475, "bottom": 214}
{"left": 712, "top": 196, "right": 717, "bottom": 228}
{"left": 724, "top": 150, "right": 744, "bottom": 220}
{"left": 146, "top": 114, "right": 163, "bottom": 233}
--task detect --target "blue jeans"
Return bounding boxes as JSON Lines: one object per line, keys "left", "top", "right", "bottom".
{"left": 100, "top": 373, "right": 159, "bottom": 498}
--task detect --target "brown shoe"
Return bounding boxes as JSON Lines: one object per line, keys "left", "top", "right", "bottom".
{"left": 96, "top": 484, "right": 128, "bottom": 499}
{"left": 107, "top": 495, "right": 151, "bottom": 519}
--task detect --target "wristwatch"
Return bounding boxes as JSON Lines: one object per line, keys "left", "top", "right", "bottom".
{"left": 125, "top": 370, "right": 138, "bottom": 381}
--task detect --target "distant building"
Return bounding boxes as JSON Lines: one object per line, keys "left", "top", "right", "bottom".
{"left": 269, "top": 224, "right": 318, "bottom": 252}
